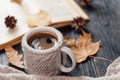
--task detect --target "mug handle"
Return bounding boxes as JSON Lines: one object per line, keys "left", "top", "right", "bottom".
{"left": 60, "top": 47, "right": 76, "bottom": 72}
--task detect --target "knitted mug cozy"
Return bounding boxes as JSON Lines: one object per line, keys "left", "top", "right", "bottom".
{"left": 22, "top": 27, "right": 76, "bottom": 75}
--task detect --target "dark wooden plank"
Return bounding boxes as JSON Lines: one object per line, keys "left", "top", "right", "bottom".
{"left": 0, "top": 0, "right": 120, "bottom": 78}
{"left": 83, "top": 0, "right": 120, "bottom": 76}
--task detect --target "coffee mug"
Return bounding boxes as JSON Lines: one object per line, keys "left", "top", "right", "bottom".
{"left": 22, "top": 26, "right": 76, "bottom": 75}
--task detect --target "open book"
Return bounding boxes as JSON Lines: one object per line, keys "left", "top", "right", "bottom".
{"left": 21, "top": 0, "right": 89, "bottom": 28}
{"left": 0, "top": 0, "right": 89, "bottom": 50}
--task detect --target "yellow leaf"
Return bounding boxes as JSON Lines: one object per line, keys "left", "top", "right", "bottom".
{"left": 11, "top": 0, "right": 21, "bottom": 4}
{"left": 28, "top": 10, "right": 51, "bottom": 28}
{"left": 75, "top": 54, "right": 88, "bottom": 63}
{"left": 64, "top": 31, "right": 101, "bottom": 63}
{"left": 64, "top": 36, "right": 76, "bottom": 47}
{"left": 89, "top": 41, "right": 101, "bottom": 55}
{"left": 5, "top": 46, "right": 24, "bottom": 68}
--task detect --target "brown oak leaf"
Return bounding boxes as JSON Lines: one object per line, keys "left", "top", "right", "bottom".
{"left": 5, "top": 46, "right": 24, "bottom": 68}
{"left": 64, "top": 31, "right": 101, "bottom": 63}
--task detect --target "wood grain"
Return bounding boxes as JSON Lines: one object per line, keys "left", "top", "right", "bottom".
{"left": 0, "top": 0, "right": 120, "bottom": 78}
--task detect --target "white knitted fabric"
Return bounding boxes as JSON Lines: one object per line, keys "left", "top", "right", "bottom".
{"left": 0, "top": 57, "right": 120, "bottom": 80}
{"left": 23, "top": 47, "right": 61, "bottom": 75}
{"left": 22, "top": 27, "right": 64, "bottom": 75}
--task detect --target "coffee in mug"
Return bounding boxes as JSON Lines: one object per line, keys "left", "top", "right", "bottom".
{"left": 22, "top": 26, "right": 76, "bottom": 75}
{"left": 28, "top": 32, "right": 57, "bottom": 50}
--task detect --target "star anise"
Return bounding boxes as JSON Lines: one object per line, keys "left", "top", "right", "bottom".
{"left": 4, "top": 15, "right": 17, "bottom": 29}
{"left": 80, "top": 0, "right": 92, "bottom": 7}
{"left": 72, "top": 17, "right": 86, "bottom": 32}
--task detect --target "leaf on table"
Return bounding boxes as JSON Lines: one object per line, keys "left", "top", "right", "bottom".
{"left": 11, "top": 0, "right": 21, "bottom": 4}
{"left": 28, "top": 10, "right": 51, "bottom": 28}
{"left": 64, "top": 36, "right": 76, "bottom": 47}
{"left": 5, "top": 46, "right": 24, "bottom": 68}
{"left": 64, "top": 30, "right": 101, "bottom": 63}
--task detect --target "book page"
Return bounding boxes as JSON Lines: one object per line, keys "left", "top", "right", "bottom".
{"left": 0, "top": 0, "right": 30, "bottom": 46}
{"left": 0, "top": 0, "right": 89, "bottom": 50}
{"left": 22, "top": 0, "right": 89, "bottom": 23}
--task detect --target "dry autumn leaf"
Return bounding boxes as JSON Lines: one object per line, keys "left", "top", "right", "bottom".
{"left": 28, "top": 10, "right": 51, "bottom": 28}
{"left": 5, "top": 46, "right": 24, "bottom": 68}
{"left": 64, "top": 31, "right": 101, "bottom": 63}
{"left": 11, "top": 0, "right": 21, "bottom": 4}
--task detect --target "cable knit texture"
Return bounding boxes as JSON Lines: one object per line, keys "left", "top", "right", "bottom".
{"left": 23, "top": 46, "right": 62, "bottom": 75}
{"left": 22, "top": 27, "right": 65, "bottom": 75}
{"left": 0, "top": 57, "right": 120, "bottom": 80}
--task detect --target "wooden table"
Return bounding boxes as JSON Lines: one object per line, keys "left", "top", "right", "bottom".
{"left": 0, "top": 0, "right": 120, "bottom": 77}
